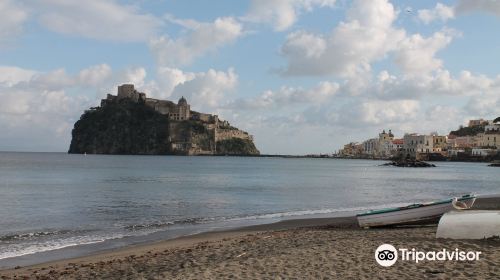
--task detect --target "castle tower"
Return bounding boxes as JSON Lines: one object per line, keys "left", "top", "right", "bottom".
{"left": 117, "top": 84, "right": 135, "bottom": 100}
{"left": 177, "top": 96, "right": 190, "bottom": 120}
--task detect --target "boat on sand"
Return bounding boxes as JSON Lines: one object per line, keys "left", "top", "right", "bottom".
{"left": 436, "top": 210, "right": 500, "bottom": 239}
{"left": 357, "top": 194, "right": 476, "bottom": 228}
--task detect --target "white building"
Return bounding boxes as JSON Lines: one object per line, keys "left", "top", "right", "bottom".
{"left": 403, "top": 133, "right": 446, "bottom": 158}
{"left": 448, "top": 149, "right": 465, "bottom": 157}
{"left": 485, "top": 122, "right": 500, "bottom": 133}
{"left": 471, "top": 148, "right": 497, "bottom": 157}
{"left": 363, "top": 138, "right": 379, "bottom": 156}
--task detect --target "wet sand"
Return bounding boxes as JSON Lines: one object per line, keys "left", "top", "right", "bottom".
{"left": 1, "top": 196, "right": 499, "bottom": 279}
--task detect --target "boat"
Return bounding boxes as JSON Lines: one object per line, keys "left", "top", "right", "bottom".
{"left": 356, "top": 194, "right": 476, "bottom": 228}
{"left": 436, "top": 210, "right": 500, "bottom": 239}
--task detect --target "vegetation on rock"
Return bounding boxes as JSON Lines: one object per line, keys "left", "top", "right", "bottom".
{"left": 449, "top": 124, "right": 485, "bottom": 137}
{"left": 216, "top": 138, "right": 260, "bottom": 155}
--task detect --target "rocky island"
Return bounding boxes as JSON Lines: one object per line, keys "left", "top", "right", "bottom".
{"left": 68, "top": 84, "right": 260, "bottom": 156}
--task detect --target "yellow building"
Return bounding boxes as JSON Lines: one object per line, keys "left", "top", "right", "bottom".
{"left": 480, "top": 133, "right": 500, "bottom": 148}
{"left": 432, "top": 135, "right": 447, "bottom": 151}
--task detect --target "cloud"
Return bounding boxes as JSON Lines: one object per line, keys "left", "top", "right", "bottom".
{"left": 133, "top": 67, "right": 239, "bottom": 114}
{"left": 456, "top": 0, "right": 500, "bottom": 17}
{"left": 416, "top": 0, "right": 500, "bottom": 24}
{"left": 243, "top": 0, "right": 336, "bottom": 31}
{"left": 279, "top": 0, "right": 461, "bottom": 81}
{"left": 0, "top": 66, "right": 93, "bottom": 151}
{"left": 355, "top": 100, "right": 420, "bottom": 125}
{"left": 0, "top": 66, "right": 36, "bottom": 86}
{"left": 35, "top": 0, "right": 162, "bottom": 42}
{"left": 0, "top": 0, "right": 28, "bottom": 44}
{"left": 228, "top": 81, "right": 339, "bottom": 110}
{"left": 417, "top": 3, "right": 455, "bottom": 24}
{"left": 150, "top": 17, "right": 243, "bottom": 67}
{"left": 393, "top": 30, "right": 455, "bottom": 76}
{"left": 0, "top": 63, "right": 159, "bottom": 151}
{"left": 77, "top": 64, "right": 113, "bottom": 87}
{"left": 170, "top": 68, "right": 239, "bottom": 110}
{"left": 120, "top": 67, "right": 147, "bottom": 88}
{"left": 372, "top": 69, "right": 499, "bottom": 100}
{"left": 280, "top": 0, "right": 405, "bottom": 77}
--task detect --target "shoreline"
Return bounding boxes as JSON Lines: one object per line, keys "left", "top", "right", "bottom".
{"left": 2, "top": 151, "right": 498, "bottom": 164}
{"left": 0, "top": 215, "right": 358, "bottom": 272}
{"left": 1, "top": 195, "right": 499, "bottom": 278}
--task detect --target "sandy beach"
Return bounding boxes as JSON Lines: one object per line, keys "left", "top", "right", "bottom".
{"left": 1, "top": 196, "right": 499, "bottom": 279}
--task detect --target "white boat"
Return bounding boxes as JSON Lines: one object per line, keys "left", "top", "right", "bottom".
{"left": 357, "top": 194, "right": 476, "bottom": 228}
{"left": 436, "top": 210, "right": 500, "bottom": 239}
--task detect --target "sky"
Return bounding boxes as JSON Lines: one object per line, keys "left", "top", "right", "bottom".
{"left": 1, "top": 0, "right": 500, "bottom": 154}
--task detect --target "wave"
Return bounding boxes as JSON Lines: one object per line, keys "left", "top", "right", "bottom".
{"left": 224, "top": 203, "right": 410, "bottom": 222}
{"left": 123, "top": 203, "right": 410, "bottom": 231}
{"left": 0, "top": 233, "right": 124, "bottom": 260}
{"left": 0, "top": 229, "right": 89, "bottom": 242}
{"left": 124, "top": 217, "right": 219, "bottom": 231}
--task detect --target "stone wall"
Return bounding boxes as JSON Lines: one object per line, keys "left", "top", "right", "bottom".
{"left": 215, "top": 128, "right": 253, "bottom": 142}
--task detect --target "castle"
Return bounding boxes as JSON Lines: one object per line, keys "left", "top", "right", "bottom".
{"left": 99, "top": 84, "right": 254, "bottom": 155}
{"left": 101, "top": 84, "right": 191, "bottom": 121}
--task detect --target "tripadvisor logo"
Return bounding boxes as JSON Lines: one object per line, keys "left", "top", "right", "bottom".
{"left": 375, "top": 244, "right": 398, "bottom": 267}
{"left": 375, "top": 244, "right": 482, "bottom": 267}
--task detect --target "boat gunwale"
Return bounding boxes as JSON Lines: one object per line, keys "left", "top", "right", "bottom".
{"left": 356, "top": 195, "right": 475, "bottom": 217}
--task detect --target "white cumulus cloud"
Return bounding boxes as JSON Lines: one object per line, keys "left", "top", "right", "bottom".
{"left": 243, "top": 0, "right": 336, "bottom": 31}
{"left": 280, "top": 0, "right": 405, "bottom": 77}
{"left": 394, "top": 30, "right": 455, "bottom": 76}
{"left": 171, "top": 68, "right": 239, "bottom": 110}
{"left": 417, "top": 3, "right": 455, "bottom": 24}
{"left": 150, "top": 17, "right": 243, "bottom": 67}
{"left": 229, "top": 81, "right": 339, "bottom": 110}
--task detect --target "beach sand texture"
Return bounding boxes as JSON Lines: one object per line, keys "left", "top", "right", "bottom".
{"left": 1, "top": 226, "right": 499, "bottom": 279}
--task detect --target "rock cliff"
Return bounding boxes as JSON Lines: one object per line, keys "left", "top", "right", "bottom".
{"left": 68, "top": 100, "right": 260, "bottom": 156}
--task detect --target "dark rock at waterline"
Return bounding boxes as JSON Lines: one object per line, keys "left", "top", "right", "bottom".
{"left": 381, "top": 159, "right": 436, "bottom": 168}
{"left": 489, "top": 163, "right": 500, "bottom": 167}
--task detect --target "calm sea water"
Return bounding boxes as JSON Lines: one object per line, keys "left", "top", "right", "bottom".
{"left": 1, "top": 152, "right": 499, "bottom": 267}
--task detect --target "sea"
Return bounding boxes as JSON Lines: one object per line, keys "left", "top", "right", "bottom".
{"left": 0, "top": 152, "right": 499, "bottom": 267}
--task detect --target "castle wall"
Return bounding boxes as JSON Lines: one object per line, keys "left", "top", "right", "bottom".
{"left": 216, "top": 129, "right": 253, "bottom": 142}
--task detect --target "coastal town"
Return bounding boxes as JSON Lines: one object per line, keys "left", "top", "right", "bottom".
{"left": 337, "top": 118, "right": 500, "bottom": 161}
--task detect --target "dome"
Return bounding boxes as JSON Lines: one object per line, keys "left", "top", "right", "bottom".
{"left": 178, "top": 96, "right": 188, "bottom": 105}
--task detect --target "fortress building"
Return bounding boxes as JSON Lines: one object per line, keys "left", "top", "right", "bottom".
{"left": 102, "top": 84, "right": 191, "bottom": 121}
{"left": 144, "top": 96, "right": 190, "bottom": 121}
{"left": 99, "top": 84, "right": 254, "bottom": 155}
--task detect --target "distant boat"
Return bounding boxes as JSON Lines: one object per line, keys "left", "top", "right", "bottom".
{"left": 357, "top": 194, "right": 476, "bottom": 228}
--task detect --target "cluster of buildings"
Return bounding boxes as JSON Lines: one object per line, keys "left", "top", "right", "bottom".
{"left": 99, "top": 84, "right": 254, "bottom": 155}
{"left": 338, "top": 118, "right": 500, "bottom": 160}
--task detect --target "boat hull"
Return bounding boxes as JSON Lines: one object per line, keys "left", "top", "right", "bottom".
{"left": 357, "top": 197, "right": 475, "bottom": 228}
{"left": 436, "top": 210, "right": 500, "bottom": 239}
